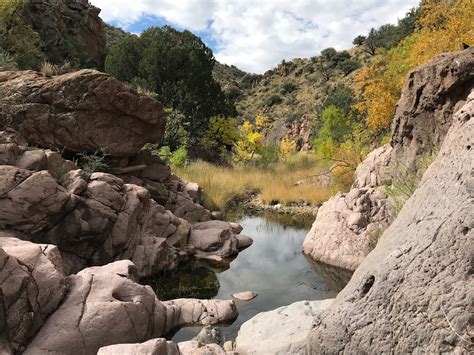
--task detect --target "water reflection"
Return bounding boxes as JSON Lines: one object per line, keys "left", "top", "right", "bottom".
{"left": 149, "top": 215, "right": 350, "bottom": 342}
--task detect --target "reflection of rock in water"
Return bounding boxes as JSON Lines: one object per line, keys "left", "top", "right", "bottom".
{"left": 304, "top": 256, "right": 353, "bottom": 292}
{"left": 144, "top": 264, "right": 220, "bottom": 300}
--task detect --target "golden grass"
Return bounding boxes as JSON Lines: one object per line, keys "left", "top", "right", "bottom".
{"left": 174, "top": 153, "right": 339, "bottom": 211}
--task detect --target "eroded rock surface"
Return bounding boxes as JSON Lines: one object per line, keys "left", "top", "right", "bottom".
{"left": 0, "top": 235, "right": 67, "bottom": 353}
{"left": 25, "top": 0, "right": 106, "bottom": 65}
{"left": 0, "top": 130, "right": 250, "bottom": 276}
{"left": 98, "top": 338, "right": 180, "bottom": 355}
{"left": 303, "top": 48, "right": 474, "bottom": 271}
{"left": 235, "top": 299, "right": 334, "bottom": 354}
{"left": 303, "top": 144, "right": 392, "bottom": 270}
{"left": 24, "top": 259, "right": 238, "bottom": 354}
{"left": 0, "top": 70, "right": 166, "bottom": 157}
{"left": 307, "top": 91, "right": 474, "bottom": 353}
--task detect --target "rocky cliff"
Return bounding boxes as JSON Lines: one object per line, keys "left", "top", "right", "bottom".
{"left": 307, "top": 89, "right": 474, "bottom": 353}
{"left": 303, "top": 48, "right": 474, "bottom": 271}
{"left": 23, "top": 0, "right": 106, "bottom": 66}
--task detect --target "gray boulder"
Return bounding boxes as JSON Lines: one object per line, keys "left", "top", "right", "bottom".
{"left": 307, "top": 91, "right": 474, "bottom": 353}
{"left": 0, "top": 235, "right": 67, "bottom": 353}
{"left": 303, "top": 48, "right": 474, "bottom": 271}
{"left": 98, "top": 338, "right": 180, "bottom": 355}
{"left": 235, "top": 299, "right": 334, "bottom": 354}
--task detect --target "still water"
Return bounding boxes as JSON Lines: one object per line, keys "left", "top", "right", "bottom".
{"left": 149, "top": 215, "right": 351, "bottom": 342}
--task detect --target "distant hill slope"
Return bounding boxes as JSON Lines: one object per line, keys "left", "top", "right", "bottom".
{"left": 218, "top": 49, "right": 371, "bottom": 149}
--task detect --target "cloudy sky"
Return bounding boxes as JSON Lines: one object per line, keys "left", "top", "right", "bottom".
{"left": 91, "top": 0, "right": 420, "bottom": 73}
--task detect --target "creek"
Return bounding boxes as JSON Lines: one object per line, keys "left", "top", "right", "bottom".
{"left": 148, "top": 213, "right": 352, "bottom": 342}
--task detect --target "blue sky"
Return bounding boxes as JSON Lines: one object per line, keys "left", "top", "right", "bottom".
{"left": 91, "top": 0, "right": 420, "bottom": 73}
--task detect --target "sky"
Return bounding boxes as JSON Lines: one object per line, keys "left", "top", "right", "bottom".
{"left": 90, "top": 0, "right": 420, "bottom": 74}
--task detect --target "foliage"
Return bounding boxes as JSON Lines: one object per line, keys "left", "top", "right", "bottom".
{"left": 0, "top": 0, "right": 42, "bottom": 69}
{"left": 76, "top": 151, "right": 108, "bottom": 178}
{"left": 279, "top": 137, "right": 297, "bottom": 160}
{"left": 265, "top": 94, "right": 283, "bottom": 106}
{"left": 200, "top": 115, "right": 240, "bottom": 161}
{"left": 280, "top": 81, "right": 298, "bottom": 95}
{"left": 315, "top": 105, "right": 354, "bottom": 146}
{"left": 39, "top": 61, "right": 73, "bottom": 77}
{"left": 0, "top": 48, "right": 17, "bottom": 71}
{"left": 105, "top": 26, "right": 235, "bottom": 149}
{"left": 157, "top": 146, "right": 172, "bottom": 162}
{"left": 170, "top": 146, "right": 188, "bottom": 168}
{"left": 354, "top": 7, "right": 420, "bottom": 55}
{"left": 162, "top": 108, "right": 189, "bottom": 151}
{"left": 233, "top": 121, "right": 264, "bottom": 163}
{"left": 323, "top": 85, "right": 356, "bottom": 115}
{"left": 355, "top": 0, "right": 473, "bottom": 132}
{"left": 337, "top": 58, "right": 360, "bottom": 75}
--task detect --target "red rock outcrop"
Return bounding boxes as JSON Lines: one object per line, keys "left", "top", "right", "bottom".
{"left": 0, "top": 70, "right": 166, "bottom": 157}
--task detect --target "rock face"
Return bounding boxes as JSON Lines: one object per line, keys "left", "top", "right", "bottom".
{"left": 391, "top": 47, "right": 474, "bottom": 172}
{"left": 0, "top": 235, "right": 67, "bottom": 353}
{"left": 307, "top": 91, "right": 474, "bottom": 353}
{"left": 303, "top": 144, "right": 392, "bottom": 270}
{"left": 27, "top": 259, "right": 236, "bottom": 354}
{"left": 0, "top": 70, "right": 166, "bottom": 157}
{"left": 235, "top": 299, "right": 334, "bottom": 354}
{"left": 25, "top": 0, "right": 106, "bottom": 66}
{"left": 303, "top": 48, "right": 474, "bottom": 271}
{"left": 0, "top": 69, "right": 251, "bottom": 275}
{"left": 98, "top": 339, "right": 180, "bottom": 355}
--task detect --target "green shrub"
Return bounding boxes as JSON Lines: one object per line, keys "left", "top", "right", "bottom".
{"left": 170, "top": 147, "right": 188, "bottom": 168}
{"left": 157, "top": 146, "right": 172, "bottom": 163}
{"left": 76, "top": 151, "right": 108, "bottom": 177}
{"left": 0, "top": 49, "right": 17, "bottom": 71}
{"left": 280, "top": 81, "right": 298, "bottom": 95}
{"left": 265, "top": 94, "right": 283, "bottom": 106}
{"left": 0, "top": 0, "right": 42, "bottom": 69}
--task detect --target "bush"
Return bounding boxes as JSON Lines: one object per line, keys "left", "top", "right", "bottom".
{"left": 76, "top": 151, "right": 108, "bottom": 177}
{"left": 0, "top": 0, "right": 42, "bottom": 69}
{"left": 337, "top": 59, "right": 360, "bottom": 75}
{"left": 280, "top": 81, "right": 298, "bottom": 95}
{"left": 265, "top": 94, "right": 283, "bottom": 106}
{"left": 0, "top": 49, "right": 17, "bottom": 71}
{"left": 170, "top": 147, "right": 188, "bottom": 168}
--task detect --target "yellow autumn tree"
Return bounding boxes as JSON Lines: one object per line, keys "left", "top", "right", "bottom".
{"left": 355, "top": 0, "right": 473, "bottom": 132}
{"left": 279, "top": 136, "right": 297, "bottom": 160}
{"left": 233, "top": 121, "right": 264, "bottom": 163}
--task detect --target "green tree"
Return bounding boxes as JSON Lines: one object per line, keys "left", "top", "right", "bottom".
{"left": 0, "top": 0, "right": 41, "bottom": 69}
{"left": 200, "top": 116, "right": 240, "bottom": 161}
{"left": 105, "top": 26, "right": 235, "bottom": 151}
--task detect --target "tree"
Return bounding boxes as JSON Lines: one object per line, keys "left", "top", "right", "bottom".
{"left": 279, "top": 137, "right": 297, "bottom": 160}
{"left": 0, "top": 0, "right": 41, "bottom": 69}
{"left": 353, "top": 35, "right": 366, "bottom": 46}
{"left": 337, "top": 58, "right": 360, "bottom": 75}
{"left": 233, "top": 120, "right": 265, "bottom": 163}
{"left": 200, "top": 116, "right": 240, "bottom": 161}
{"left": 320, "top": 47, "right": 337, "bottom": 60}
{"left": 105, "top": 26, "right": 235, "bottom": 152}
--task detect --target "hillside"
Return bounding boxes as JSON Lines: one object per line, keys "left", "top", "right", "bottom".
{"left": 224, "top": 49, "right": 371, "bottom": 149}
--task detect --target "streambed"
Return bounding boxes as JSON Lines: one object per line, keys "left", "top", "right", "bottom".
{"left": 148, "top": 214, "right": 352, "bottom": 342}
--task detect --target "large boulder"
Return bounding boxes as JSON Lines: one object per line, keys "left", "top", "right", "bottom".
{"left": 303, "top": 48, "right": 474, "bottom": 271}
{"left": 391, "top": 47, "right": 474, "bottom": 172}
{"left": 303, "top": 144, "right": 392, "bottom": 270}
{"left": 25, "top": 260, "right": 238, "bottom": 354}
{"left": 0, "top": 235, "right": 67, "bottom": 353}
{"left": 235, "top": 299, "right": 334, "bottom": 354}
{"left": 0, "top": 70, "right": 166, "bottom": 157}
{"left": 98, "top": 338, "right": 180, "bottom": 355}
{"left": 307, "top": 91, "right": 474, "bottom": 353}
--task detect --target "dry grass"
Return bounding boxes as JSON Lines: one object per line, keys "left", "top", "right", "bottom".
{"left": 175, "top": 153, "right": 339, "bottom": 211}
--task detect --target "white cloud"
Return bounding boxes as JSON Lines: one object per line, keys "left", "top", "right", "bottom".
{"left": 91, "top": 0, "right": 419, "bottom": 73}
